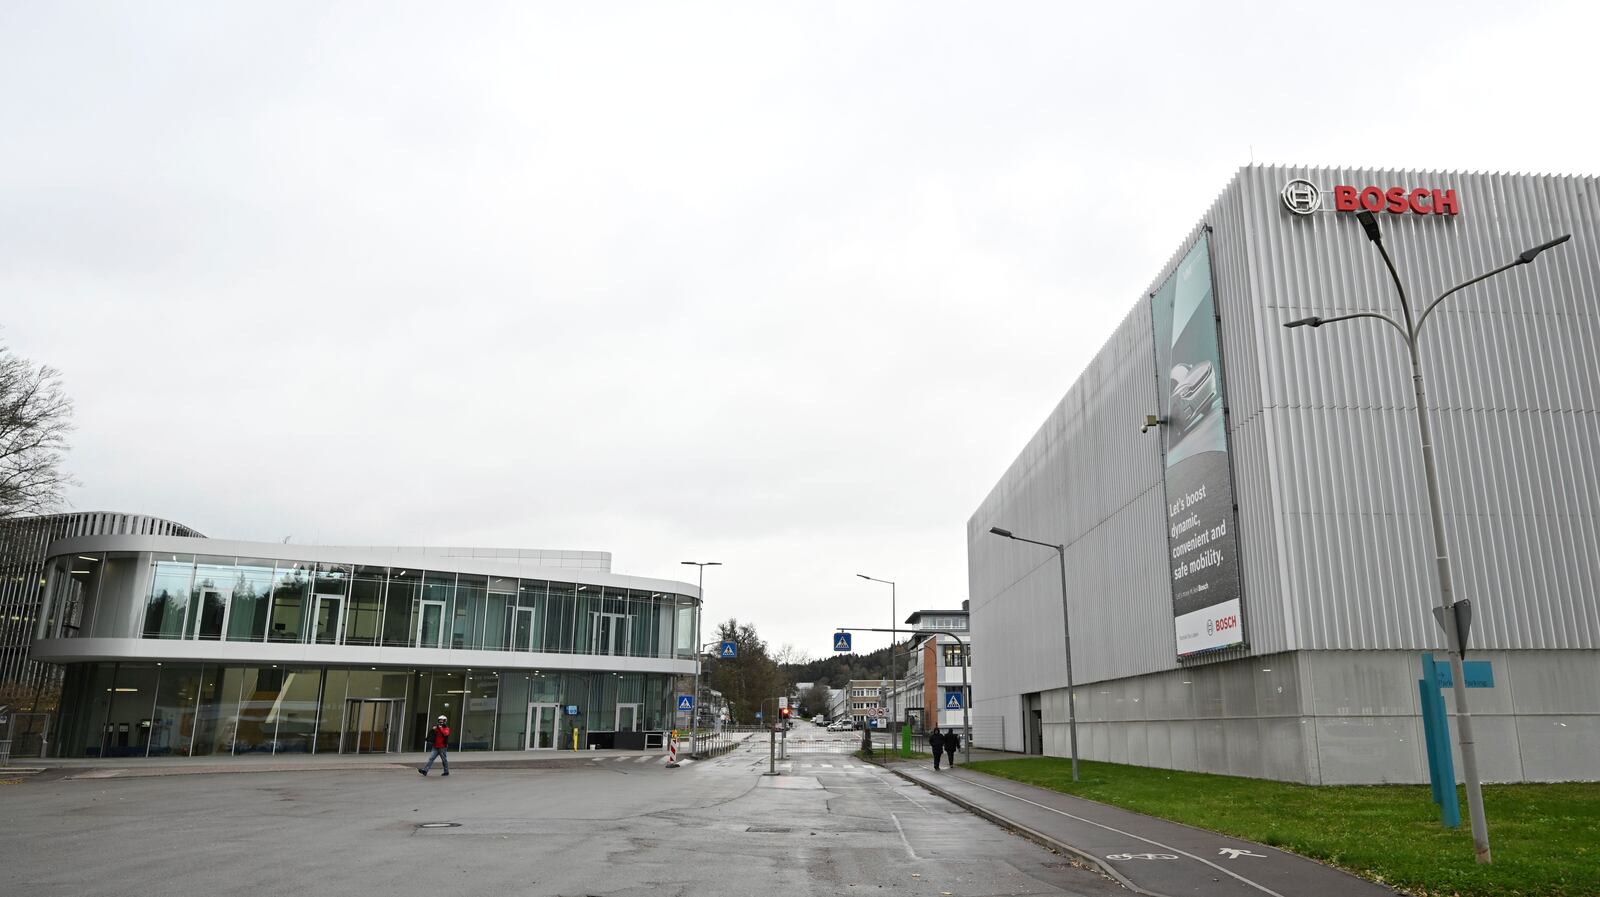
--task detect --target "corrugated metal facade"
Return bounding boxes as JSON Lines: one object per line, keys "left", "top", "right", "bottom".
{"left": 970, "top": 165, "right": 1600, "bottom": 697}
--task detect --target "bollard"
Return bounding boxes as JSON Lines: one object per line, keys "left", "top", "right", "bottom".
{"left": 666, "top": 729, "right": 680, "bottom": 768}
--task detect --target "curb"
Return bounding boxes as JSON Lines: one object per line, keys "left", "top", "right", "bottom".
{"left": 886, "top": 765, "right": 1170, "bottom": 897}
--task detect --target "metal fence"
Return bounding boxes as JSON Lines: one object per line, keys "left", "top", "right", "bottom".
{"left": 1, "top": 712, "right": 50, "bottom": 764}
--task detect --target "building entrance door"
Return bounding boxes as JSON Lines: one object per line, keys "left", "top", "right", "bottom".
{"left": 616, "top": 703, "right": 641, "bottom": 732}
{"left": 313, "top": 594, "right": 344, "bottom": 645}
{"left": 417, "top": 600, "right": 446, "bottom": 648}
{"left": 343, "top": 698, "right": 403, "bottom": 753}
{"left": 526, "top": 703, "right": 559, "bottom": 750}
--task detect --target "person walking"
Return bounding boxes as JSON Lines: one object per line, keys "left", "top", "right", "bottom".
{"left": 943, "top": 728, "right": 960, "bottom": 769}
{"left": 419, "top": 715, "right": 451, "bottom": 776}
{"left": 928, "top": 726, "right": 946, "bottom": 770}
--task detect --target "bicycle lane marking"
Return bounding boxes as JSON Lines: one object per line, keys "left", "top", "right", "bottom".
{"left": 939, "top": 771, "right": 1287, "bottom": 897}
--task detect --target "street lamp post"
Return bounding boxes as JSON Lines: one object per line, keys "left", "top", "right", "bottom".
{"left": 989, "top": 526, "right": 1079, "bottom": 782}
{"left": 1285, "top": 211, "right": 1569, "bottom": 865}
{"left": 856, "top": 574, "right": 897, "bottom": 737}
{"left": 681, "top": 561, "right": 721, "bottom": 739}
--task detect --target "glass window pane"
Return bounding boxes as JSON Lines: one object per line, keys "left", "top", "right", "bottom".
{"left": 144, "top": 555, "right": 195, "bottom": 639}
{"left": 102, "top": 664, "right": 160, "bottom": 757}
{"left": 151, "top": 664, "right": 203, "bottom": 757}
{"left": 496, "top": 671, "right": 530, "bottom": 750}
{"left": 192, "top": 665, "right": 246, "bottom": 756}
{"left": 226, "top": 560, "right": 274, "bottom": 642}
{"left": 346, "top": 566, "right": 385, "bottom": 647}
{"left": 462, "top": 671, "right": 497, "bottom": 750}
{"left": 544, "top": 583, "right": 574, "bottom": 652}
{"left": 454, "top": 574, "right": 485, "bottom": 650}
{"left": 316, "top": 668, "right": 348, "bottom": 753}
{"left": 382, "top": 569, "right": 419, "bottom": 647}
{"left": 269, "top": 562, "right": 311, "bottom": 643}
{"left": 273, "top": 668, "right": 322, "bottom": 754}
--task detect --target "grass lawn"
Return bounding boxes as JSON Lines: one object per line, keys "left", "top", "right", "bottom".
{"left": 963, "top": 758, "right": 1599, "bottom": 897}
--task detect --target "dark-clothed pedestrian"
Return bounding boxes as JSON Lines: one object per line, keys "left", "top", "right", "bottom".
{"left": 928, "top": 727, "right": 946, "bottom": 770}
{"left": 943, "top": 729, "right": 960, "bottom": 768}
{"left": 419, "top": 715, "right": 451, "bottom": 776}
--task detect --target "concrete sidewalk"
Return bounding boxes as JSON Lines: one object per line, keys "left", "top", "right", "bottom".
{"left": 3, "top": 733, "right": 756, "bottom": 780}
{"left": 887, "top": 757, "right": 1398, "bottom": 897}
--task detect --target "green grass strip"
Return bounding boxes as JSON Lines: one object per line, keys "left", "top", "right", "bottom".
{"left": 963, "top": 758, "right": 1599, "bottom": 897}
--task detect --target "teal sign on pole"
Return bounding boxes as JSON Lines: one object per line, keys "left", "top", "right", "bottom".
{"left": 1418, "top": 653, "right": 1495, "bottom": 829}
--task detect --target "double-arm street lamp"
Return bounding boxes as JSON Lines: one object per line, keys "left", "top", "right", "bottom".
{"left": 856, "top": 574, "right": 897, "bottom": 729}
{"left": 988, "top": 527, "right": 1079, "bottom": 781}
{"left": 682, "top": 561, "right": 721, "bottom": 733}
{"left": 1285, "top": 210, "right": 1569, "bottom": 865}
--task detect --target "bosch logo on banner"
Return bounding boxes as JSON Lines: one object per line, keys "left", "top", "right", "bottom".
{"left": 1206, "top": 614, "right": 1239, "bottom": 636}
{"left": 1281, "top": 180, "right": 1461, "bottom": 217}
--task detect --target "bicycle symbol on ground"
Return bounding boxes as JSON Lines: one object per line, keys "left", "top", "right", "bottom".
{"left": 1105, "top": 852, "right": 1179, "bottom": 861}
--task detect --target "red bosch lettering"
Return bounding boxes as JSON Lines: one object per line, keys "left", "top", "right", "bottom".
{"left": 1328, "top": 184, "right": 1461, "bottom": 216}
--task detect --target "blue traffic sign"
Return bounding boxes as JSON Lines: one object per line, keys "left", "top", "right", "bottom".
{"left": 755, "top": 711, "right": 763, "bottom": 720}
{"left": 833, "top": 632, "right": 852, "bottom": 652}
{"left": 719, "top": 641, "right": 738, "bottom": 658}
{"left": 944, "top": 691, "right": 963, "bottom": 710}
{"left": 677, "top": 695, "right": 694, "bottom": 711}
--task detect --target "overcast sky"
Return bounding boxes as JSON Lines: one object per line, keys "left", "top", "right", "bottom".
{"left": 4, "top": 2, "right": 1596, "bottom": 662}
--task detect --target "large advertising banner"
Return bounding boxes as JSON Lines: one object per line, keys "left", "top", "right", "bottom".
{"left": 1149, "top": 234, "right": 1244, "bottom": 657}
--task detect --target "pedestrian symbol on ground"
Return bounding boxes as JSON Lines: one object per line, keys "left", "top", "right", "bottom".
{"left": 719, "top": 641, "right": 737, "bottom": 658}
{"left": 833, "top": 632, "right": 852, "bottom": 652}
{"left": 945, "top": 692, "right": 963, "bottom": 710}
{"left": 1218, "top": 847, "right": 1266, "bottom": 859}
{"left": 677, "top": 695, "right": 694, "bottom": 712}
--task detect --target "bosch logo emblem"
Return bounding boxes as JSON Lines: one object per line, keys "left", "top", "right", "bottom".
{"left": 1206, "top": 619, "right": 1215, "bottom": 635}
{"left": 1281, "top": 178, "right": 1322, "bottom": 216}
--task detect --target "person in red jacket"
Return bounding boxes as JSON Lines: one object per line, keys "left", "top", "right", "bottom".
{"left": 419, "top": 715, "right": 451, "bottom": 776}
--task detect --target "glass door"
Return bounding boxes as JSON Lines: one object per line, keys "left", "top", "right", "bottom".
{"left": 313, "top": 594, "right": 344, "bottom": 645}
{"left": 591, "top": 612, "right": 627, "bottom": 655}
{"left": 526, "top": 703, "right": 559, "bottom": 750}
{"left": 192, "top": 587, "right": 230, "bottom": 641}
{"left": 616, "top": 703, "right": 641, "bottom": 732}
{"left": 510, "top": 607, "right": 535, "bottom": 652}
{"left": 342, "top": 698, "right": 402, "bottom": 753}
{"left": 417, "top": 600, "right": 446, "bottom": 648}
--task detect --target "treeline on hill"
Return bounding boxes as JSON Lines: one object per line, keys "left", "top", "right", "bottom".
{"left": 781, "top": 644, "right": 897, "bottom": 689}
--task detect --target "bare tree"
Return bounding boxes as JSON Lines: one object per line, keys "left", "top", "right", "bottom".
{"left": 0, "top": 344, "right": 75, "bottom": 520}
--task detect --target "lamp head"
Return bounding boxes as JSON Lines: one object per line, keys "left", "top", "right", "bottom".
{"left": 1518, "top": 233, "right": 1571, "bottom": 265}
{"left": 1284, "top": 316, "right": 1324, "bottom": 329}
{"left": 1356, "top": 210, "right": 1382, "bottom": 244}
{"left": 989, "top": 527, "right": 1013, "bottom": 538}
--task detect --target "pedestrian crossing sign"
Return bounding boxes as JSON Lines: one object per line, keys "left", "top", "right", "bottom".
{"left": 833, "top": 632, "right": 852, "bottom": 652}
{"left": 719, "top": 641, "right": 738, "bottom": 658}
{"left": 678, "top": 695, "right": 694, "bottom": 711}
{"left": 944, "top": 692, "right": 963, "bottom": 710}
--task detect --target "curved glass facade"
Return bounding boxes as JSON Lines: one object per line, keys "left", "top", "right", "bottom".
{"left": 32, "top": 538, "right": 702, "bottom": 758}
{"left": 38, "top": 551, "right": 700, "bottom": 659}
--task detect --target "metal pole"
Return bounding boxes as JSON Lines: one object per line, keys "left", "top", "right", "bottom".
{"left": 1408, "top": 338, "right": 1490, "bottom": 863}
{"left": 891, "top": 580, "right": 897, "bottom": 735}
{"left": 960, "top": 633, "right": 970, "bottom": 764}
{"left": 691, "top": 566, "right": 703, "bottom": 736}
{"left": 1056, "top": 545, "right": 1079, "bottom": 782}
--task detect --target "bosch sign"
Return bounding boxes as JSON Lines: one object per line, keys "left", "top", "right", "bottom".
{"left": 1334, "top": 185, "right": 1459, "bottom": 216}
{"left": 1281, "top": 180, "right": 1461, "bottom": 217}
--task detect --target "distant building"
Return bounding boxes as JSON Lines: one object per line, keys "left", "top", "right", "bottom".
{"left": 901, "top": 606, "right": 971, "bottom": 737}
{"left": 845, "top": 678, "right": 888, "bottom": 727}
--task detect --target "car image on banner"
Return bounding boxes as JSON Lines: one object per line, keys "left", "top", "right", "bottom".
{"left": 1149, "top": 234, "right": 1245, "bottom": 657}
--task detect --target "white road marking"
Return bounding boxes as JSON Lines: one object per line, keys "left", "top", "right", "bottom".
{"left": 890, "top": 813, "right": 922, "bottom": 860}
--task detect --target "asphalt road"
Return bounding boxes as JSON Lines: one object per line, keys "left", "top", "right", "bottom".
{"left": 4, "top": 734, "right": 1123, "bottom": 897}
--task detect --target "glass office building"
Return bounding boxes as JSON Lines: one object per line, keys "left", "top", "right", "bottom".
{"left": 30, "top": 535, "right": 700, "bottom": 758}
